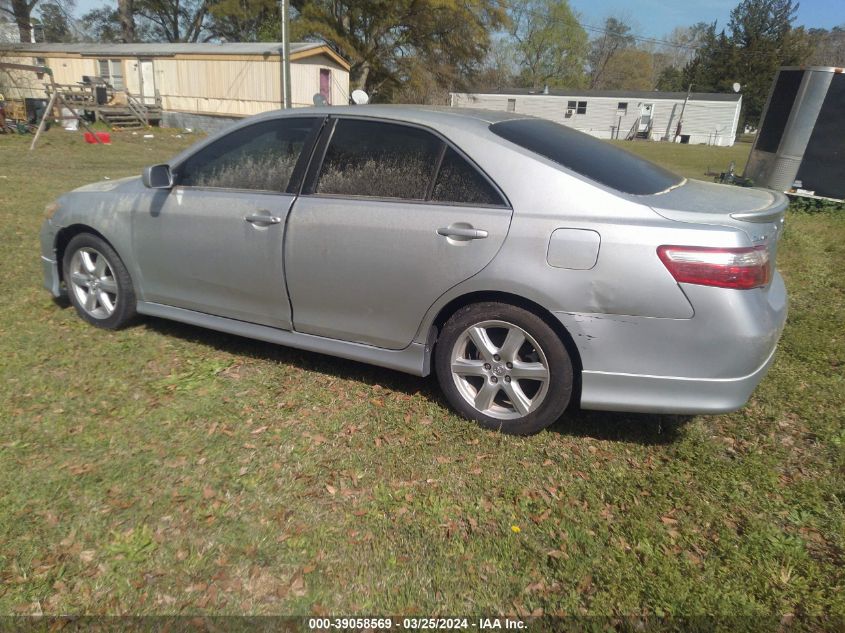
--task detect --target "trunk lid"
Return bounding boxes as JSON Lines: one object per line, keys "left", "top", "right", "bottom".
{"left": 641, "top": 178, "right": 787, "bottom": 268}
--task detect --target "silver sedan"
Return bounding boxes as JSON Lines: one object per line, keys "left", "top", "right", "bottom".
{"left": 40, "top": 106, "right": 788, "bottom": 434}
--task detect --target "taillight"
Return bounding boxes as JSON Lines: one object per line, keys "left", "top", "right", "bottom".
{"left": 657, "top": 245, "right": 771, "bottom": 289}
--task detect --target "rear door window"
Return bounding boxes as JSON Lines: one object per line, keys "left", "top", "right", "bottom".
{"left": 432, "top": 147, "right": 504, "bottom": 206}
{"left": 316, "top": 119, "right": 441, "bottom": 200}
{"left": 314, "top": 118, "right": 507, "bottom": 206}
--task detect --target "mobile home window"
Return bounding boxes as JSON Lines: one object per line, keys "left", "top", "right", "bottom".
{"left": 98, "top": 59, "right": 124, "bottom": 90}
{"left": 576, "top": 101, "right": 587, "bottom": 114}
{"left": 567, "top": 100, "right": 576, "bottom": 111}
{"left": 617, "top": 102, "right": 628, "bottom": 114}
{"left": 506, "top": 98, "right": 516, "bottom": 112}
{"left": 33, "top": 57, "right": 47, "bottom": 77}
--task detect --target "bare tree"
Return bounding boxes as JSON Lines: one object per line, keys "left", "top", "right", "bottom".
{"left": 1, "top": 0, "right": 41, "bottom": 42}
{"left": 134, "top": 0, "right": 210, "bottom": 43}
{"left": 118, "top": 0, "right": 134, "bottom": 42}
{"left": 806, "top": 25, "right": 845, "bottom": 66}
{"left": 587, "top": 17, "right": 636, "bottom": 89}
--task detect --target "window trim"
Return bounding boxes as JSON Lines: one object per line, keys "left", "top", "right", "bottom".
{"left": 301, "top": 115, "right": 511, "bottom": 209}
{"left": 171, "top": 116, "right": 325, "bottom": 195}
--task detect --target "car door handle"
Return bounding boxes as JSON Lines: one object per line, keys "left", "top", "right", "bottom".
{"left": 244, "top": 213, "right": 281, "bottom": 225}
{"left": 436, "top": 226, "right": 488, "bottom": 240}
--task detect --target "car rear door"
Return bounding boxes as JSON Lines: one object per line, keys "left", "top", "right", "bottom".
{"left": 284, "top": 117, "right": 513, "bottom": 350}
{"left": 132, "top": 116, "right": 322, "bottom": 329}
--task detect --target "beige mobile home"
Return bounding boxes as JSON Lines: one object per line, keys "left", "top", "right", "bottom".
{"left": 0, "top": 42, "right": 350, "bottom": 131}
{"left": 451, "top": 89, "right": 743, "bottom": 147}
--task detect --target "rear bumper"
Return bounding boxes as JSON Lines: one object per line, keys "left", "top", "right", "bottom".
{"left": 557, "top": 271, "right": 787, "bottom": 415}
{"left": 579, "top": 344, "right": 779, "bottom": 414}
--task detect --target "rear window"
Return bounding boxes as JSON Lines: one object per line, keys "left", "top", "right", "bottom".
{"left": 490, "top": 118, "right": 684, "bottom": 195}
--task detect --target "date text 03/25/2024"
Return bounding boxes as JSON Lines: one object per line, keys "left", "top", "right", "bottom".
{"left": 307, "top": 617, "right": 527, "bottom": 630}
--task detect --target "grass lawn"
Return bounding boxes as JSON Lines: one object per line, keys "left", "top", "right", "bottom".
{"left": 0, "top": 128, "right": 843, "bottom": 624}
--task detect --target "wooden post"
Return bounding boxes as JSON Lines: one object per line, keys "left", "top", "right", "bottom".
{"left": 29, "top": 91, "right": 56, "bottom": 150}
{"left": 674, "top": 84, "right": 693, "bottom": 143}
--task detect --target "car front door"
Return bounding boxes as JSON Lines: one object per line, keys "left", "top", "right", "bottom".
{"left": 284, "top": 117, "right": 513, "bottom": 350}
{"left": 132, "top": 116, "right": 322, "bottom": 329}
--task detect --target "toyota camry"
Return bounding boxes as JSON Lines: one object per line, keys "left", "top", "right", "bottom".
{"left": 40, "top": 106, "right": 788, "bottom": 434}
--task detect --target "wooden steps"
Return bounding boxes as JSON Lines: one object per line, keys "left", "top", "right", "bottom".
{"left": 98, "top": 107, "right": 147, "bottom": 130}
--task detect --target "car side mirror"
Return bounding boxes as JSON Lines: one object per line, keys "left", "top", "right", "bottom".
{"left": 142, "top": 164, "right": 173, "bottom": 189}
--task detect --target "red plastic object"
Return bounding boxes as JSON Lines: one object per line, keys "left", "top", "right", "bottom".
{"left": 83, "top": 132, "right": 111, "bottom": 144}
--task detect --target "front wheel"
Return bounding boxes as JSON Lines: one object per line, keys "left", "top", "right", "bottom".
{"left": 63, "top": 233, "right": 137, "bottom": 330}
{"left": 435, "top": 302, "right": 573, "bottom": 435}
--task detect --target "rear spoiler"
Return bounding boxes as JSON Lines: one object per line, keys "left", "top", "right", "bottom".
{"left": 730, "top": 191, "right": 789, "bottom": 223}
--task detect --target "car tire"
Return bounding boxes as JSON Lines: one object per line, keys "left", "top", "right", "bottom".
{"left": 63, "top": 233, "right": 137, "bottom": 330}
{"left": 435, "top": 302, "right": 573, "bottom": 435}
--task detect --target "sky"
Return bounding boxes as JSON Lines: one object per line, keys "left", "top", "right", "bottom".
{"left": 570, "top": 0, "right": 843, "bottom": 37}
{"left": 67, "top": 0, "right": 845, "bottom": 39}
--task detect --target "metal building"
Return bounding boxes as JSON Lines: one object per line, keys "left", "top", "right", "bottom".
{"left": 744, "top": 66, "right": 845, "bottom": 200}
{"left": 450, "top": 88, "right": 743, "bottom": 147}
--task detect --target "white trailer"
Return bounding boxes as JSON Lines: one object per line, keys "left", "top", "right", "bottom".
{"left": 450, "top": 89, "right": 743, "bottom": 147}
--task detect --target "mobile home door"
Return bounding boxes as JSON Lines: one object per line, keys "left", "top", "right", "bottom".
{"left": 139, "top": 59, "right": 156, "bottom": 105}
{"left": 638, "top": 103, "right": 653, "bottom": 133}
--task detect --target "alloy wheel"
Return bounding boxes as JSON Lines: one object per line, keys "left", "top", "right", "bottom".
{"left": 450, "top": 320, "right": 550, "bottom": 420}
{"left": 68, "top": 247, "right": 119, "bottom": 320}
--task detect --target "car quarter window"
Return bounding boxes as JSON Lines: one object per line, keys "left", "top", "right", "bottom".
{"left": 315, "top": 119, "right": 506, "bottom": 206}
{"left": 178, "top": 118, "right": 318, "bottom": 192}
{"left": 316, "top": 119, "right": 441, "bottom": 200}
{"left": 432, "top": 147, "right": 505, "bottom": 206}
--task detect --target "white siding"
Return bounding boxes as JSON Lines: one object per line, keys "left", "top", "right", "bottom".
{"left": 451, "top": 92, "right": 742, "bottom": 147}
{"left": 290, "top": 56, "right": 349, "bottom": 107}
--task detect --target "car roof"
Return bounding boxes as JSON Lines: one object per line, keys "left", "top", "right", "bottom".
{"left": 168, "top": 105, "right": 532, "bottom": 167}
{"left": 251, "top": 104, "right": 532, "bottom": 131}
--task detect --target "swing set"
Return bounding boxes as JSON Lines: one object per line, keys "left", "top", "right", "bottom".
{"left": 0, "top": 61, "right": 103, "bottom": 149}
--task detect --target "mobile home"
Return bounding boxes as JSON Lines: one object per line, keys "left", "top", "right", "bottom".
{"left": 0, "top": 42, "right": 351, "bottom": 132}
{"left": 450, "top": 89, "right": 743, "bottom": 147}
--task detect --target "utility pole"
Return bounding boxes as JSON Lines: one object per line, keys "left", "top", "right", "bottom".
{"left": 279, "top": 0, "right": 292, "bottom": 109}
{"left": 675, "top": 83, "right": 693, "bottom": 142}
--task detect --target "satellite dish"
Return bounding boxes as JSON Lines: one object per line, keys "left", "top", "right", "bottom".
{"left": 732, "top": 82, "right": 741, "bottom": 93}
{"left": 351, "top": 89, "right": 370, "bottom": 105}
{"left": 312, "top": 93, "right": 328, "bottom": 106}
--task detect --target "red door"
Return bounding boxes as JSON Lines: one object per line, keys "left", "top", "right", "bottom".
{"left": 320, "top": 69, "right": 331, "bottom": 105}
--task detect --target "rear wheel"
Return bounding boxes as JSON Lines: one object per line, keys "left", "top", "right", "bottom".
{"left": 435, "top": 302, "right": 573, "bottom": 435}
{"left": 63, "top": 233, "right": 136, "bottom": 330}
